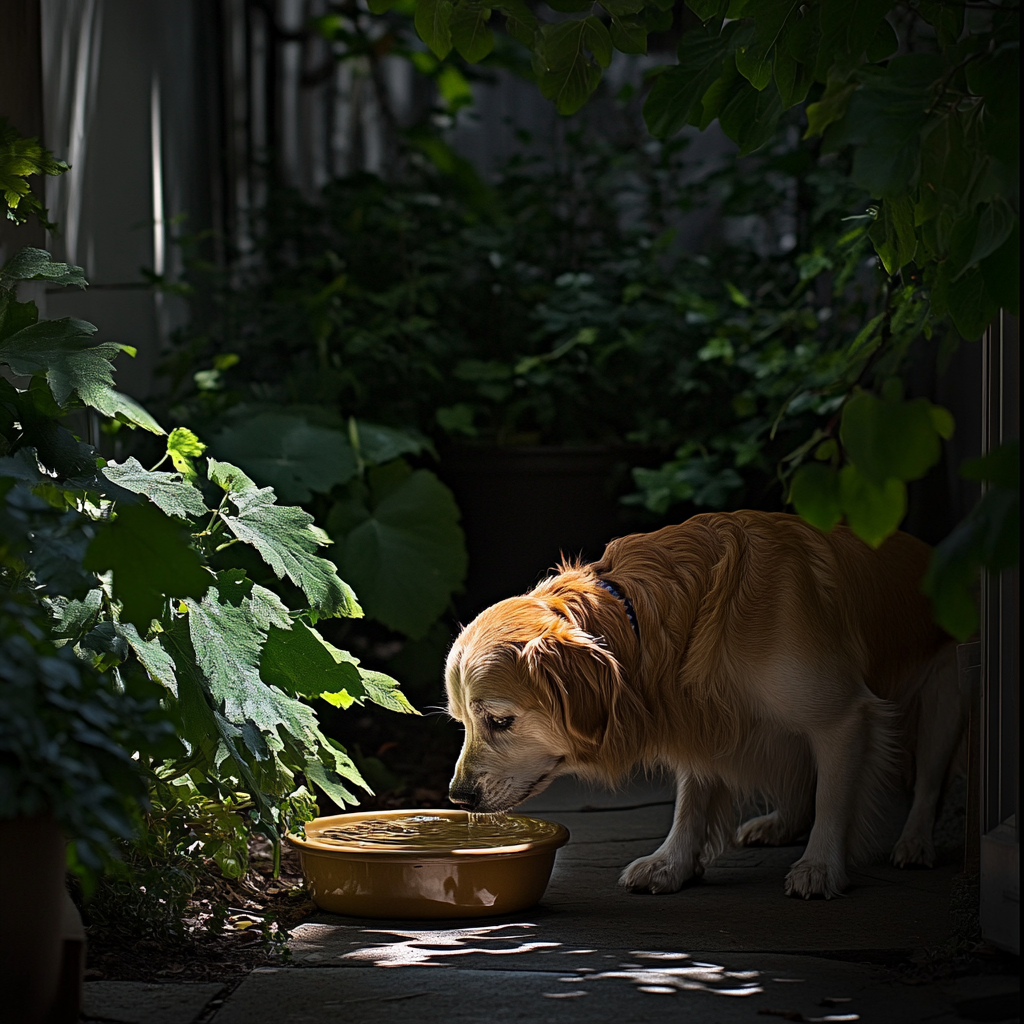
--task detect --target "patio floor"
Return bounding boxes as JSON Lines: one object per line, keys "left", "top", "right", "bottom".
{"left": 82, "top": 778, "right": 1019, "bottom": 1024}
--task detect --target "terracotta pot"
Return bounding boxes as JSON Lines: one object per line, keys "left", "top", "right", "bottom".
{"left": 0, "top": 813, "right": 67, "bottom": 1023}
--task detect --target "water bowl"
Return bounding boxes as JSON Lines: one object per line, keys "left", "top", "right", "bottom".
{"left": 287, "top": 809, "right": 569, "bottom": 919}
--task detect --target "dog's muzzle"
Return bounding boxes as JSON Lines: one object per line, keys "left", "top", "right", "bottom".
{"left": 448, "top": 786, "right": 481, "bottom": 811}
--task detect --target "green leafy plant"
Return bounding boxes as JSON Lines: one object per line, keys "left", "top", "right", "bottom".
{"left": 0, "top": 116, "right": 69, "bottom": 229}
{"left": 1, "top": 246, "right": 417, "bottom": 873}
{"left": 404, "top": 0, "right": 1019, "bottom": 638}
{"left": 0, "top": 594, "right": 175, "bottom": 876}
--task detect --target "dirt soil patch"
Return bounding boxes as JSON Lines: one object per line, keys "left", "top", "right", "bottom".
{"left": 82, "top": 706, "right": 464, "bottom": 984}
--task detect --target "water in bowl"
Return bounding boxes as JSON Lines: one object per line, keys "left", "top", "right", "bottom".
{"left": 314, "top": 812, "right": 562, "bottom": 851}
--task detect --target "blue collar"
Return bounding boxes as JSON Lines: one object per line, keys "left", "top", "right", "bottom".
{"left": 596, "top": 579, "right": 640, "bottom": 643}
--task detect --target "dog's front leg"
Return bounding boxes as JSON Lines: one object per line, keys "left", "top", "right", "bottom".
{"left": 785, "top": 709, "right": 866, "bottom": 899}
{"left": 619, "top": 770, "right": 729, "bottom": 894}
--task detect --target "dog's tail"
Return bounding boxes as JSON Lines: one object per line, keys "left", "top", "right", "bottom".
{"left": 846, "top": 694, "right": 904, "bottom": 865}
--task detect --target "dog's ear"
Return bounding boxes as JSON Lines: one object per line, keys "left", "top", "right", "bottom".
{"left": 520, "top": 623, "right": 643, "bottom": 771}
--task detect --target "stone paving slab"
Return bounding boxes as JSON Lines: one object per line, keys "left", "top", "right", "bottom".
{"left": 293, "top": 775, "right": 957, "bottom": 957}
{"left": 210, "top": 957, "right": 957, "bottom": 1024}
{"left": 82, "top": 980, "right": 224, "bottom": 1024}
{"left": 201, "top": 777, "right": 1017, "bottom": 1024}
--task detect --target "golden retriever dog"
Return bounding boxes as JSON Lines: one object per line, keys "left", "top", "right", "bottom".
{"left": 445, "top": 511, "right": 964, "bottom": 899}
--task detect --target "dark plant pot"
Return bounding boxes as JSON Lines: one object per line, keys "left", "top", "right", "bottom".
{"left": 439, "top": 445, "right": 649, "bottom": 618}
{"left": 0, "top": 812, "right": 75, "bottom": 1024}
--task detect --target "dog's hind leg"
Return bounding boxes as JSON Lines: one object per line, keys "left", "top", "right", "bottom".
{"left": 737, "top": 805, "right": 813, "bottom": 847}
{"left": 736, "top": 734, "right": 815, "bottom": 847}
{"left": 786, "top": 694, "right": 899, "bottom": 899}
{"left": 892, "top": 646, "right": 965, "bottom": 868}
{"left": 620, "top": 768, "right": 732, "bottom": 894}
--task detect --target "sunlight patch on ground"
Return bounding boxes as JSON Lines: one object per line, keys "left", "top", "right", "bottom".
{"left": 342, "top": 923, "right": 560, "bottom": 967}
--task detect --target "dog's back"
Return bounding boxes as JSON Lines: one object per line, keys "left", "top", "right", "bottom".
{"left": 594, "top": 510, "right": 950, "bottom": 707}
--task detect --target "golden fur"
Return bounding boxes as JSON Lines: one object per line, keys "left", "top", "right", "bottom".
{"left": 445, "top": 511, "right": 964, "bottom": 899}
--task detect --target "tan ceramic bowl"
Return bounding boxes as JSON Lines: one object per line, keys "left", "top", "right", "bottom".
{"left": 287, "top": 809, "right": 569, "bottom": 919}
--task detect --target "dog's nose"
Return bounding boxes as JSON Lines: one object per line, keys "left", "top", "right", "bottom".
{"left": 449, "top": 787, "right": 480, "bottom": 811}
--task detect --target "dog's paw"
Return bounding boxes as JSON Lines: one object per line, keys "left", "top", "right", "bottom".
{"left": 784, "top": 858, "right": 848, "bottom": 900}
{"left": 619, "top": 852, "right": 700, "bottom": 894}
{"left": 891, "top": 834, "right": 936, "bottom": 869}
{"left": 736, "top": 811, "right": 790, "bottom": 847}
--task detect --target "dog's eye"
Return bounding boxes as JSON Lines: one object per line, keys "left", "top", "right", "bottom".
{"left": 487, "top": 715, "right": 515, "bottom": 732}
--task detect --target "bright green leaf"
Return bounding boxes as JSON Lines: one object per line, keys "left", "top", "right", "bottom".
{"left": 358, "top": 667, "right": 420, "bottom": 715}
{"left": 207, "top": 455, "right": 258, "bottom": 494}
{"left": 220, "top": 481, "right": 362, "bottom": 619}
{"left": 114, "top": 621, "right": 179, "bottom": 695}
{"left": 167, "top": 427, "right": 206, "bottom": 483}
{"left": 101, "top": 457, "right": 209, "bottom": 520}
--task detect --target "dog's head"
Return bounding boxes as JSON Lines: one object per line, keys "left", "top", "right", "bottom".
{"left": 445, "top": 583, "right": 642, "bottom": 812}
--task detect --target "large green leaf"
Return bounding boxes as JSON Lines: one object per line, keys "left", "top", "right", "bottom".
{"left": 827, "top": 56, "right": 943, "bottom": 199}
{"left": 450, "top": 1, "right": 494, "bottom": 62}
{"left": 260, "top": 621, "right": 364, "bottom": 700}
{"left": 0, "top": 316, "right": 162, "bottom": 433}
{"left": 643, "top": 22, "right": 744, "bottom": 138}
{"left": 212, "top": 458, "right": 361, "bottom": 619}
{"left": 114, "top": 621, "right": 179, "bottom": 695}
{"left": 415, "top": 0, "right": 454, "bottom": 59}
{"left": 790, "top": 462, "right": 842, "bottom": 533}
{"left": 102, "top": 457, "right": 209, "bottom": 520}
{"left": 186, "top": 588, "right": 319, "bottom": 756}
{"left": 839, "top": 391, "right": 946, "bottom": 486}
{"left": 210, "top": 412, "right": 357, "bottom": 503}
{"left": 838, "top": 464, "right": 906, "bottom": 548}
{"left": 815, "top": 0, "right": 891, "bottom": 79}
{"left": 83, "top": 502, "right": 212, "bottom": 629}
{"left": 719, "top": 76, "right": 784, "bottom": 155}
{"left": 735, "top": 0, "right": 801, "bottom": 92}
{"left": 0, "top": 248, "right": 85, "bottom": 291}
{"left": 334, "top": 461, "right": 466, "bottom": 639}
{"left": 358, "top": 668, "right": 419, "bottom": 715}
{"left": 536, "top": 18, "right": 612, "bottom": 116}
